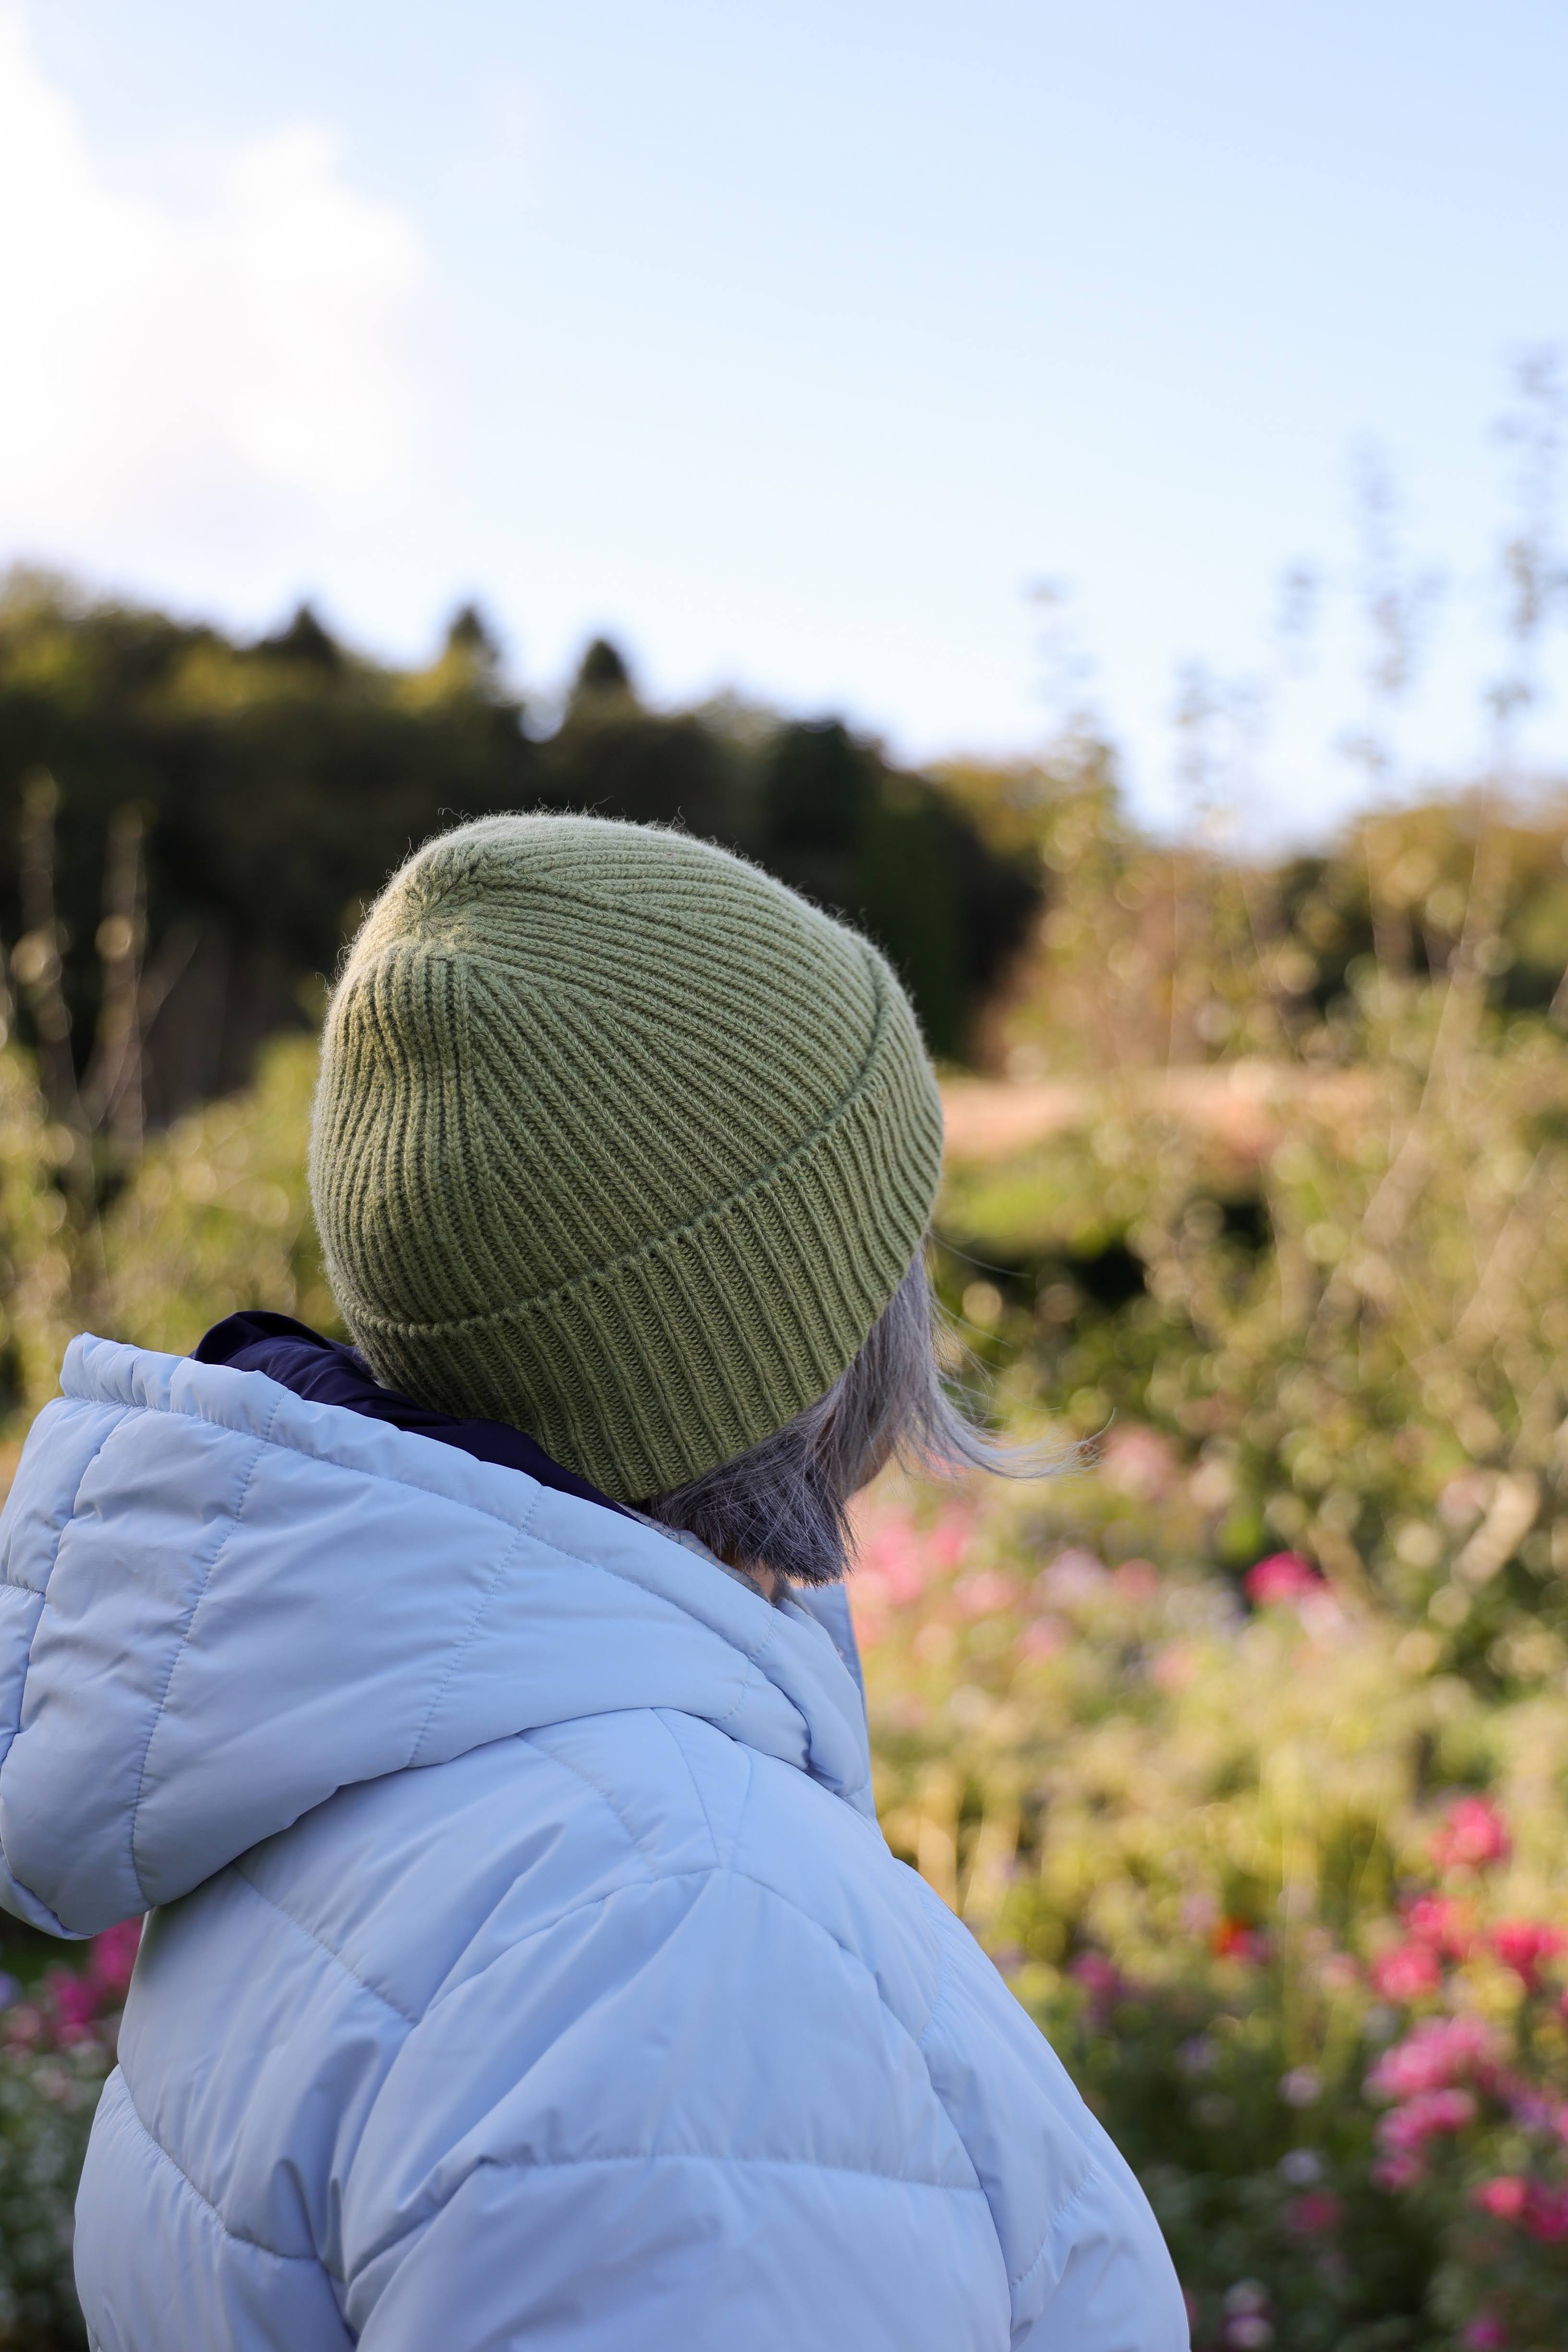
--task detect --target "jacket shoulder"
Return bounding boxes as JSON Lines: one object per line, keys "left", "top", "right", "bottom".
{"left": 121, "top": 1706, "right": 1185, "bottom": 2348}
{"left": 229, "top": 1702, "right": 924, "bottom": 2027}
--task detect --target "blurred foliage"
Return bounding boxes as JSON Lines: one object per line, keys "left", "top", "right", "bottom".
{"left": 852, "top": 1471, "right": 1568, "bottom": 2349}
{"left": 0, "top": 1923, "right": 136, "bottom": 2349}
{"left": 0, "top": 575, "right": 1037, "bottom": 1117}
{"left": 935, "top": 766, "right": 1568, "bottom": 1703}
{"left": 100, "top": 1034, "right": 335, "bottom": 1351}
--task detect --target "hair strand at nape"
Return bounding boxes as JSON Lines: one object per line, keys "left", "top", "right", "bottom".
{"left": 641, "top": 1249, "right": 1071, "bottom": 1589}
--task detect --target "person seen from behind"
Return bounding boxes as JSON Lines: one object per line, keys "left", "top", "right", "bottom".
{"left": 0, "top": 815, "right": 1188, "bottom": 2349}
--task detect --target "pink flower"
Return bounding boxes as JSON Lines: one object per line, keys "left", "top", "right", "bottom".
{"left": 3, "top": 2003, "right": 43, "bottom": 2052}
{"left": 1071, "top": 1952, "right": 1121, "bottom": 1992}
{"left": 1372, "top": 2151, "right": 1423, "bottom": 2192}
{"left": 47, "top": 1972, "right": 101, "bottom": 2037}
{"left": 1099, "top": 1423, "right": 1176, "bottom": 1501}
{"left": 1284, "top": 2191, "right": 1342, "bottom": 2235}
{"left": 1473, "top": 2175, "right": 1528, "bottom": 2222}
{"left": 1070, "top": 1952, "right": 1122, "bottom": 1997}
{"left": 1366, "top": 2014, "right": 1500, "bottom": 2101}
{"left": 1490, "top": 1918, "right": 1567, "bottom": 1990}
{"left": 1377, "top": 2086, "right": 1475, "bottom": 2154}
{"left": 1069, "top": 1951, "right": 1127, "bottom": 2025}
{"left": 1405, "top": 1895, "right": 1474, "bottom": 1960}
{"left": 1431, "top": 1795, "right": 1510, "bottom": 1874}
{"left": 1152, "top": 1643, "right": 1198, "bottom": 1692}
{"left": 1243, "top": 1552, "right": 1322, "bottom": 1607}
{"left": 1225, "top": 2321, "right": 1274, "bottom": 2351}
{"left": 1019, "top": 1616, "right": 1067, "bottom": 1661}
{"left": 1371, "top": 1942, "right": 1442, "bottom": 2002}
{"left": 1522, "top": 2183, "right": 1568, "bottom": 2243}
{"left": 1112, "top": 1558, "right": 1160, "bottom": 1603}
{"left": 1181, "top": 1892, "right": 1220, "bottom": 1937}
{"left": 954, "top": 1570, "right": 1017, "bottom": 1617}
{"left": 89, "top": 1918, "right": 142, "bottom": 2001}
{"left": 928, "top": 1507, "right": 975, "bottom": 1571}
{"left": 1036, "top": 1549, "right": 1106, "bottom": 1604}
{"left": 855, "top": 1516, "right": 930, "bottom": 1605}
{"left": 1463, "top": 2318, "right": 1507, "bottom": 2349}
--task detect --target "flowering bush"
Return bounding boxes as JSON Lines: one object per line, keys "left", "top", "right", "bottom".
{"left": 0, "top": 1923, "right": 137, "bottom": 2348}
{"left": 852, "top": 1471, "right": 1568, "bottom": 2350}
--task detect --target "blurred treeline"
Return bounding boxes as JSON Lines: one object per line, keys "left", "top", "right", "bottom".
{"left": 0, "top": 570, "right": 1037, "bottom": 1128}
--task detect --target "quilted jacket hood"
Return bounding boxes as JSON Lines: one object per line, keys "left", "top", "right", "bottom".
{"left": 0, "top": 1334, "right": 874, "bottom": 1938}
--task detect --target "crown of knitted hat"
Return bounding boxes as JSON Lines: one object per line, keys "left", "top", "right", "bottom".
{"left": 309, "top": 814, "right": 944, "bottom": 1500}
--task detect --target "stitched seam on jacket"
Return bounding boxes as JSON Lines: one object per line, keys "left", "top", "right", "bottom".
{"left": 69, "top": 1381, "right": 566, "bottom": 1539}
{"left": 65, "top": 1382, "right": 813, "bottom": 1749}
{"left": 412, "top": 1860, "right": 941, "bottom": 2077}
{"left": 1009, "top": 2162, "right": 1097, "bottom": 2300}
{"left": 127, "top": 1406, "right": 279, "bottom": 1908}
{"left": 63, "top": 1378, "right": 823, "bottom": 1770}
{"left": 708, "top": 1609, "right": 778, "bottom": 1733}
{"left": 346, "top": 1860, "right": 976, "bottom": 2276}
{"left": 232, "top": 1837, "right": 893, "bottom": 2046}
{"left": 2, "top": 1402, "right": 123, "bottom": 1579}
{"left": 917, "top": 1925, "right": 1088, "bottom": 2302}
{"left": 219, "top": 1858, "right": 972, "bottom": 2272}
{"left": 913, "top": 1902, "right": 950, "bottom": 2050}
{"left": 519, "top": 1732, "right": 660, "bottom": 1878}
{"left": 407, "top": 1508, "right": 539, "bottom": 1770}
{"left": 361, "top": 2145, "right": 988, "bottom": 2277}
{"left": 112, "top": 2071, "right": 340, "bottom": 2278}
{"left": 374, "top": 1855, "right": 938, "bottom": 2061}
{"left": 467, "top": 2149, "right": 990, "bottom": 2187}
{"left": 692, "top": 1851, "right": 949, "bottom": 2102}
{"left": 723, "top": 1739, "right": 765, "bottom": 1909}
{"left": 230, "top": 1865, "right": 422, "bottom": 2028}
{"left": 0, "top": 1408, "right": 126, "bottom": 1909}
{"left": 64, "top": 1379, "right": 782, "bottom": 1648}
{"left": 651, "top": 1709, "right": 724, "bottom": 1870}
{"left": 412, "top": 1867, "right": 719, "bottom": 2037}
{"left": 2, "top": 1407, "right": 124, "bottom": 1721}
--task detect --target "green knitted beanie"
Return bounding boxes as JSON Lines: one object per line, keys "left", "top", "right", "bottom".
{"left": 309, "top": 813, "right": 944, "bottom": 1500}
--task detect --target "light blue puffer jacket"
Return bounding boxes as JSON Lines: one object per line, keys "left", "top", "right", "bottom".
{"left": 0, "top": 1336, "right": 1187, "bottom": 2352}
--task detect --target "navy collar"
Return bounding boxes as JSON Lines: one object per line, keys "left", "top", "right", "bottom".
{"left": 192, "top": 1310, "right": 635, "bottom": 1521}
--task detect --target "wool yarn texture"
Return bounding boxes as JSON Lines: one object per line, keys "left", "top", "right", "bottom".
{"left": 309, "top": 814, "right": 944, "bottom": 1499}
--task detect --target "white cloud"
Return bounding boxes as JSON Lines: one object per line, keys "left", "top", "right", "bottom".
{"left": 0, "top": 5, "right": 431, "bottom": 558}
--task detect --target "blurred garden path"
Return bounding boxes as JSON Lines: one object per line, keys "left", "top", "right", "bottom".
{"left": 941, "top": 1062, "right": 1382, "bottom": 1166}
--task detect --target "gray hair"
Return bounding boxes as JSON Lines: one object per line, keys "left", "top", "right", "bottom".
{"left": 641, "top": 1250, "right": 1051, "bottom": 1588}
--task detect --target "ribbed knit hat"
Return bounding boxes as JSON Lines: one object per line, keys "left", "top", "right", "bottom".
{"left": 309, "top": 814, "right": 944, "bottom": 1500}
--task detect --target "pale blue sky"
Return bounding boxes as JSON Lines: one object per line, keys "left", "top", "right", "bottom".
{"left": 7, "top": 1, "right": 1568, "bottom": 832}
